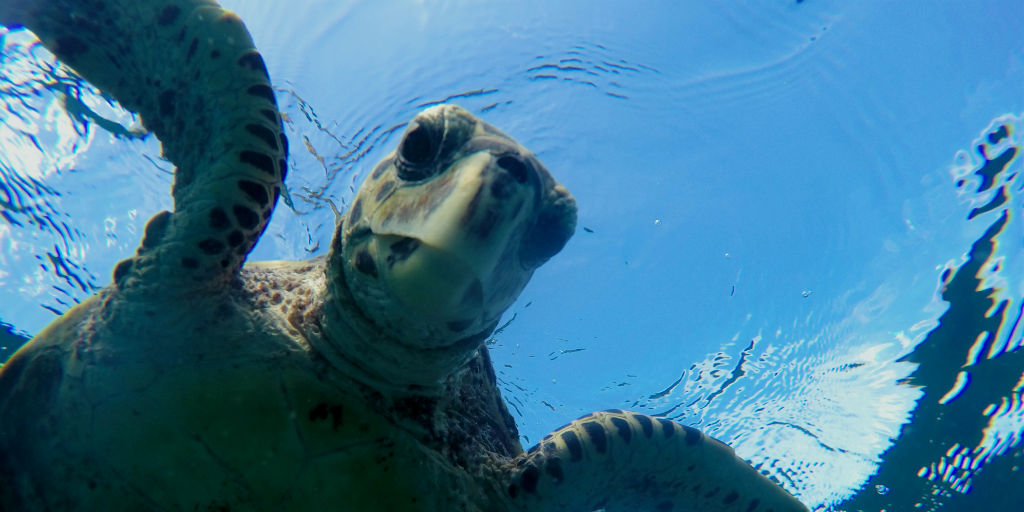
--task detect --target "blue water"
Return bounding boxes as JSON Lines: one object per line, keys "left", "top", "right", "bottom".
{"left": 1, "top": 1, "right": 1022, "bottom": 510}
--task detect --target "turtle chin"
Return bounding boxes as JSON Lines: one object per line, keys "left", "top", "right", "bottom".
{"left": 371, "top": 234, "right": 492, "bottom": 335}
{"left": 342, "top": 228, "right": 527, "bottom": 349}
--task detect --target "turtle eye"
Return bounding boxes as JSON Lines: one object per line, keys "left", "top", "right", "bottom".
{"left": 400, "top": 124, "right": 433, "bottom": 163}
{"left": 397, "top": 123, "right": 437, "bottom": 181}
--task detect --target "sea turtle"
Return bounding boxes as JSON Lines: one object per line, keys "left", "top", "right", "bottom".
{"left": 0, "top": 0, "right": 809, "bottom": 511}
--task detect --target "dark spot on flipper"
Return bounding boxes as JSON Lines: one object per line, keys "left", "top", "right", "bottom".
{"left": 658, "top": 418, "right": 676, "bottom": 438}
{"left": 232, "top": 205, "right": 259, "bottom": 230}
{"left": 182, "top": 257, "right": 199, "bottom": 269}
{"left": 746, "top": 498, "right": 761, "bottom": 511}
{"left": 610, "top": 416, "right": 631, "bottom": 443}
{"left": 682, "top": 425, "right": 702, "bottom": 445}
{"left": 237, "top": 51, "right": 269, "bottom": 77}
{"left": 55, "top": 36, "right": 88, "bottom": 59}
{"left": 210, "top": 49, "right": 221, "bottom": 59}
{"left": 581, "top": 421, "right": 607, "bottom": 453}
{"left": 507, "top": 484, "right": 518, "bottom": 498}
{"left": 239, "top": 150, "right": 276, "bottom": 176}
{"left": 247, "top": 84, "right": 277, "bottom": 105}
{"left": 157, "top": 5, "right": 181, "bottom": 26}
{"left": 209, "top": 207, "right": 230, "bottom": 230}
{"left": 560, "top": 430, "right": 583, "bottom": 462}
{"left": 387, "top": 237, "right": 419, "bottom": 266}
{"left": 113, "top": 258, "right": 133, "bottom": 285}
{"left": 723, "top": 491, "right": 739, "bottom": 505}
{"left": 545, "top": 457, "right": 564, "bottom": 484}
{"left": 228, "top": 230, "right": 244, "bottom": 247}
{"left": 520, "top": 465, "right": 540, "bottom": 493}
{"left": 354, "top": 250, "right": 377, "bottom": 277}
{"left": 633, "top": 414, "right": 653, "bottom": 438}
{"left": 245, "top": 123, "right": 278, "bottom": 151}
{"left": 237, "top": 180, "right": 269, "bottom": 207}
{"left": 656, "top": 501, "right": 674, "bottom": 512}
{"left": 198, "top": 238, "right": 225, "bottom": 255}
{"left": 260, "top": 109, "right": 277, "bottom": 124}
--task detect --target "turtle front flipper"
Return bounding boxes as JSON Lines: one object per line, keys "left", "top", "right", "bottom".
{"left": 1, "top": 0, "right": 287, "bottom": 293}
{"left": 496, "top": 410, "right": 809, "bottom": 512}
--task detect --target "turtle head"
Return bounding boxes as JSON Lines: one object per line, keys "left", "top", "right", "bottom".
{"left": 322, "top": 104, "right": 576, "bottom": 387}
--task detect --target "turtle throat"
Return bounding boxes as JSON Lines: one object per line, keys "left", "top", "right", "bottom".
{"left": 315, "top": 258, "right": 494, "bottom": 391}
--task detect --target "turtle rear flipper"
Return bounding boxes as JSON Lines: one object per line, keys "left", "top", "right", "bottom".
{"left": 2, "top": 0, "right": 287, "bottom": 293}
{"left": 497, "top": 410, "right": 809, "bottom": 512}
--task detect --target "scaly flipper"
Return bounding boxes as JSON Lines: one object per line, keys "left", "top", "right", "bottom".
{"left": 498, "top": 410, "right": 809, "bottom": 512}
{"left": 0, "top": 0, "right": 287, "bottom": 293}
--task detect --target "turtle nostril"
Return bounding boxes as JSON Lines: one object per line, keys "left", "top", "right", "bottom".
{"left": 496, "top": 155, "right": 528, "bottom": 184}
